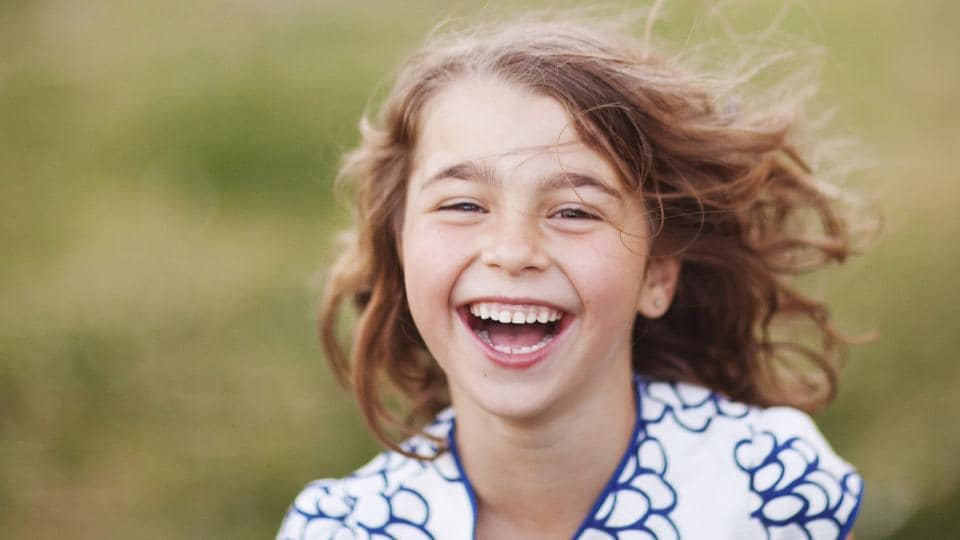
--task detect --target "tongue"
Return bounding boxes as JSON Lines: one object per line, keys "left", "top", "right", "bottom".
{"left": 485, "top": 321, "right": 550, "bottom": 348}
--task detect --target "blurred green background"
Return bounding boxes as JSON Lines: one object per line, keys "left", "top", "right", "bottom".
{"left": 1, "top": 0, "right": 957, "bottom": 538}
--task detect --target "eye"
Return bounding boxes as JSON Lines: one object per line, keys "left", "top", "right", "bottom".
{"left": 553, "top": 207, "right": 599, "bottom": 220}
{"left": 439, "top": 201, "right": 485, "bottom": 213}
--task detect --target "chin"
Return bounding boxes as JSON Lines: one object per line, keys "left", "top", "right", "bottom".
{"left": 452, "top": 375, "right": 562, "bottom": 424}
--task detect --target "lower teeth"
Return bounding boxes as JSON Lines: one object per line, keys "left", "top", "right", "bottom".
{"left": 476, "top": 330, "right": 553, "bottom": 355}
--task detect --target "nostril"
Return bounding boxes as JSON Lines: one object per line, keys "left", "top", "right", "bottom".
{"left": 480, "top": 233, "right": 549, "bottom": 273}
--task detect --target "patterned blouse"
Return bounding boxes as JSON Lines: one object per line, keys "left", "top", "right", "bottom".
{"left": 277, "top": 377, "right": 862, "bottom": 539}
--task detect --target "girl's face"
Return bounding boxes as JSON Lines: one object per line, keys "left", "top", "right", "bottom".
{"left": 401, "top": 75, "right": 676, "bottom": 423}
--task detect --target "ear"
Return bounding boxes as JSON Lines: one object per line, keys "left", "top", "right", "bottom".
{"left": 637, "top": 256, "right": 681, "bottom": 319}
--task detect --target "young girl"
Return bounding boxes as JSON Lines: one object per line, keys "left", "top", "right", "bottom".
{"left": 278, "top": 13, "right": 866, "bottom": 540}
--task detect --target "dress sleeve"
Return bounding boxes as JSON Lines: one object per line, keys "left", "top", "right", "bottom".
{"left": 733, "top": 406, "right": 864, "bottom": 540}
{"left": 275, "top": 479, "right": 353, "bottom": 540}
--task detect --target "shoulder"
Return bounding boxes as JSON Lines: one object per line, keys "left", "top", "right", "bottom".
{"left": 275, "top": 452, "right": 431, "bottom": 540}
{"left": 732, "top": 405, "right": 863, "bottom": 538}
{"left": 276, "top": 410, "right": 472, "bottom": 540}
{"left": 634, "top": 378, "right": 863, "bottom": 539}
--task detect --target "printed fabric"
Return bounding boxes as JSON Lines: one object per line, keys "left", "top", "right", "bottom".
{"left": 277, "top": 377, "right": 862, "bottom": 539}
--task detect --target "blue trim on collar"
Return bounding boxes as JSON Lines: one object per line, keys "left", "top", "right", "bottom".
{"left": 569, "top": 376, "right": 645, "bottom": 539}
{"left": 445, "top": 377, "right": 644, "bottom": 540}
{"left": 447, "top": 419, "right": 480, "bottom": 539}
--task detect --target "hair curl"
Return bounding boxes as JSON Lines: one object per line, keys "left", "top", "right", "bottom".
{"left": 318, "top": 15, "right": 872, "bottom": 456}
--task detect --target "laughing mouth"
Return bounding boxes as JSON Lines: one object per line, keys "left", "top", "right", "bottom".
{"left": 464, "top": 301, "right": 566, "bottom": 355}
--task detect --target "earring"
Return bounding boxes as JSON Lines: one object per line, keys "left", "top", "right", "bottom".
{"left": 653, "top": 297, "right": 663, "bottom": 309}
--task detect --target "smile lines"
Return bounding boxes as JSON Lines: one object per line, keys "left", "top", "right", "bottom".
{"left": 468, "top": 302, "right": 564, "bottom": 324}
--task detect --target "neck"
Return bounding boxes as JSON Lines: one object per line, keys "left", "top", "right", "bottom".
{"left": 453, "top": 377, "right": 637, "bottom": 539}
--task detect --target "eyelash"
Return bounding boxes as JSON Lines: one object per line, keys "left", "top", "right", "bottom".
{"left": 439, "top": 201, "right": 485, "bottom": 213}
{"left": 437, "top": 202, "right": 600, "bottom": 221}
{"left": 553, "top": 207, "right": 599, "bottom": 220}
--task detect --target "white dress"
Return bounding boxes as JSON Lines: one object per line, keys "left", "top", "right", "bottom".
{"left": 277, "top": 377, "right": 862, "bottom": 539}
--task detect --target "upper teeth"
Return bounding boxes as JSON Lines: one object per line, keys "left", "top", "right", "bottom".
{"left": 468, "top": 302, "right": 563, "bottom": 324}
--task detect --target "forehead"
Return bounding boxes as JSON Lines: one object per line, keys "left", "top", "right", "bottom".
{"left": 411, "top": 75, "right": 618, "bottom": 184}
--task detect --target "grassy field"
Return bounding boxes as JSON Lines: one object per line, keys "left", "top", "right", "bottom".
{"left": 2, "top": 1, "right": 958, "bottom": 538}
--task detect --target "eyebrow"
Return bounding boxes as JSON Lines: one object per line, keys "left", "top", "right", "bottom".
{"left": 422, "top": 161, "right": 498, "bottom": 188}
{"left": 420, "top": 160, "right": 621, "bottom": 199}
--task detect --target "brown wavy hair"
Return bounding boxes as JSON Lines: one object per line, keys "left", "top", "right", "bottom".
{"left": 318, "top": 14, "right": 873, "bottom": 455}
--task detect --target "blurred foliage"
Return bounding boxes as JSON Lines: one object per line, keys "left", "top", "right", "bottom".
{"left": 1, "top": 0, "right": 958, "bottom": 538}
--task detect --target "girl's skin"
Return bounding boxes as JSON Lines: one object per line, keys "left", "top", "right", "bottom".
{"left": 401, "top": 75, "right": 680, "bottom": 539}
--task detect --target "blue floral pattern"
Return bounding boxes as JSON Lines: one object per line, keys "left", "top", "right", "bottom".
{"left": 278, "top": 379, "right": 862, "bottom": 539}
{"left": 578, "top": 432, "right": 679, "bottom": 539}
{"left": 640, "top": 379, "right": 750, "bottom": 431}
{"left": 735, "top": 428, "right": 863, "bottom": 539}
{"left": 277, "top": 412, "right": 459, "bottom": 540}
{"left": 283, "top": 480, "right": 433, "bottom": 540}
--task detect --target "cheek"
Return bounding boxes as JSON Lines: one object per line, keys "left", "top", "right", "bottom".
{"left": 564, "top": 237, "right": 647, "bottom": 317}
{"left": 401, "top": 220, "right": 474, "bottom": 334}
{"left": 402, "top": 223, "right": 439, "bottom": 307}
{"left": 401, "top": 222, "right": 482, "bottom": 374}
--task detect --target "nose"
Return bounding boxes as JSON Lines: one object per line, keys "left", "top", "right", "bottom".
{"left": 479, "top": 209, "right": 550, "bottom": 275}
